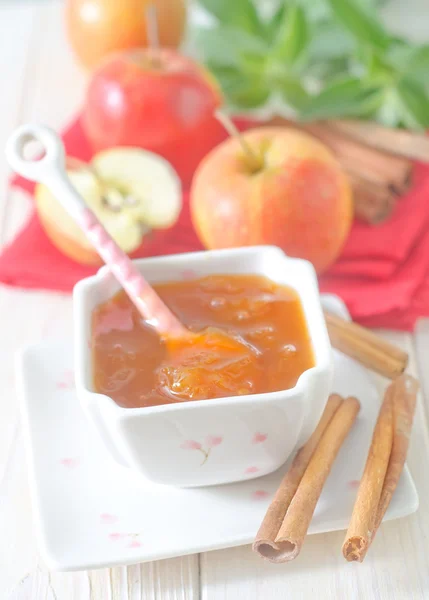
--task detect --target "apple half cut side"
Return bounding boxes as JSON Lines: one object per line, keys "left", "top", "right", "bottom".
{"left": 35, "top": 147, "right": 182, "bottom": 265}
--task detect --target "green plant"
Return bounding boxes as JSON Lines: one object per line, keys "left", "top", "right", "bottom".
{"left": 194, "top": 0, "right": 429, "bottom": 128}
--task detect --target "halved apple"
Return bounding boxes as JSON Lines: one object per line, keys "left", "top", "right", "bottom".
{"left": 35, "top": 147, "right": 182, "bottom": 265}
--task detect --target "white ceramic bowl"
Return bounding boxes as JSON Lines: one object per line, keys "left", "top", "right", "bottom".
{"left": 73, "top": 246, "right": 333, "bottom": 487}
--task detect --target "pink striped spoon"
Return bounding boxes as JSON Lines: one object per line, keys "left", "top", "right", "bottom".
{"left": 5, "top": 124, "right": 187, "bottom": 337}
{"left": 5, "top": 125, "right": 258, "bottom": 373}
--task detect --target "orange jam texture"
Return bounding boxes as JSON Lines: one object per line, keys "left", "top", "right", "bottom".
{"left": 92, "top": 274, "right": 315, "bottom": 408}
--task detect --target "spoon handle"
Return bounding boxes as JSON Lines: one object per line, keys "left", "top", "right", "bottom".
{"left": 6, "top": 124, "right": 186, "bottom": 336}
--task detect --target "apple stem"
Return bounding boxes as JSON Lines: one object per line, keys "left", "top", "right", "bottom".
{"left": 146, "top": 4, "right": 160, "bottom": 67}
{"left": 215, "top": 109, "right": 263, "bottom": 171}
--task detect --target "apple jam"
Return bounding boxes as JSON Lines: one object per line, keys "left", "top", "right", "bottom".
{"left": 92, "top": 274, "right": 314, "bottom": 408}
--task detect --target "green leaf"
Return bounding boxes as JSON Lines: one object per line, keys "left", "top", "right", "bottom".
{"left": 404, "top": 46, "right": 429, "bottom": 81}
{"left": 395, "top": 79, "right": 429, "bottom": 129}
{"left": 271, "top": 5, "right": 308, "bottom": 66}
{"left": 305, "top": 56, "right": 349, "bottom": 81}
{"left": 198, "top": 0, "right": 262, "bottom": 35}
{"left": 299, "top": 77, "right": 382, "bottom": 120}
{"left": 238, "top": 52, "right": 267, "bottom": 75}
{"left": 384, "top": 39, "right": 414, "bottom": 71}
{"left": 295, "top": 0, "right": 385, "bottom": 23}
{"left": 205, "top": 65, "right": 238, "bottom": 89}
{"left": 262, "top": 2, "right": 286, "bottom": 40}
{"left": 194, "top": 26, "right": 267, "bottom": 69}
{"left": 292, "top": 0, "right": 331, "bottom": 23}
{"left": 278, "top": 77, "right": 309, "bottom": 109}
{"left": 208, "top": 65, "right": 270, "bottom": 109}
{"left": 374, "top": 88, "right": 403, "bottom": 128}
{"left": 326, "top": 0, "right": 391, "bottom": 51}
{"left": 228, "top": 84, "right": 271, "bottom": 109}
{"left": 308, "top": 21, "right": 355, "bottom": 62}
{"left": 364, "top": 49, "right": 396, "bottom": 84}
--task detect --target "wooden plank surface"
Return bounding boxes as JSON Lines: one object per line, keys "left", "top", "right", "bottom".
{"left": 0, "top": 1, "right": 428, "bottom": 598}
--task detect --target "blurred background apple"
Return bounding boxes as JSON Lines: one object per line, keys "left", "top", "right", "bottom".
{"left": 82, "top": 47, "right": 223, "bottom": 184}
{"left": 66, "top": 0, "right": 187, "bottom": 69}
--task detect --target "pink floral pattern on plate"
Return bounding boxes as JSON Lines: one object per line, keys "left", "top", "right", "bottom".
{"left": 100, "top": 513, "right": 118, "bottom": 525}
{"left": 180, "top": 435, "right": 223, "bottom": 465}
{"left": 252, "top": 490, "right": 270, "bottom": 500}
{"left": 60, "top": 457, "right": 81, "bottom": 469}
{"left": 109, "top": 532, "right": 127, "bottom": 541}
{"left": 252, "top": 432, "right": 267, "bottom": 444}
{"left": 109, "top": 532, "right": 142, "bottom": 548}
{"left": 245, "top": 466, "right": 260, "bottom": 475}
{"left": 348, "top": 480, "right": 361, "bottom": 489}
{"left": 56, "top": 369, "right": 75, "bottom": 390}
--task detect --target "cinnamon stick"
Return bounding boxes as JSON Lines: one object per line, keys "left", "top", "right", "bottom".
{"left": 330, "top": 120, "right": 429, "bottom": 163}
{"left": 254, "top": 395, "right": 360, "bottom": 562}
{"left": 342, "top": 393, "right": 393, "bottom": 562}
{"left": 348, "top": 172, "right": 398, "bottom": 224}
{"left": 253, "top": 394, "right": 343, "bottom": 560}
{"left": 373, "top": 375, "right": 419, "bottom": 532}
{"left": 348, "top": 375, "right": 419, "bottom": 562}
{"left": 324, "top": 311, "right": 408, "bottom": 380}
{"left": 325, "top": 311, "right": 408, "bottom": 363}
{"left": 303, "top": 122, "right": 412, "bottom": 195}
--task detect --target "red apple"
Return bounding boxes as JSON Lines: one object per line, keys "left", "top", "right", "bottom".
{"left": 82, "top": 48, "right": 222, "bottom": 183}
{"left": 190, "top": 127, "right": 353, "bottom": 274}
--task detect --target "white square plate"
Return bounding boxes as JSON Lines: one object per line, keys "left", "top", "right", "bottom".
{"left": 17, "top": 295, "right": 418, "bottom": 571}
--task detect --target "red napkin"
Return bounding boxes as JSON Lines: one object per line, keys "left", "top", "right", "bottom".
{"left": 3, "top": 116, "right": 429, "bottom": 331}
{"left": 319, "top": 161, "right": 429, "bottom": 330}
{"left": 325, "top": 163, "right": 429, "bottom": 280}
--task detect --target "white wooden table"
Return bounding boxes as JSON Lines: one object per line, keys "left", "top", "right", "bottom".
{"left": 1, "top": 1, "right": 429, "bottom": 598}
